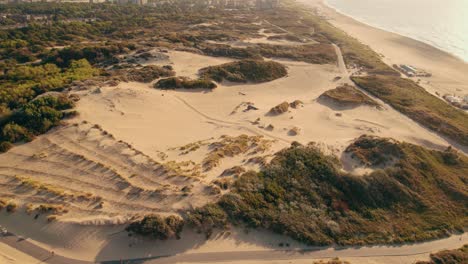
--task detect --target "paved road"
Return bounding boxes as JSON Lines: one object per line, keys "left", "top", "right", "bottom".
{"left": 1, "top": 230, "right": 465, "bottom": 264}
{"left": 0, "top": 233, "right": 92, "bottom": 264}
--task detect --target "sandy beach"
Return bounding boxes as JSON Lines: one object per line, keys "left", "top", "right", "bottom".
{"left": 0, "top": 1, "right": 467, "bottom": 263}
{"left": 299, "top": 0, "right": 468, "bottom": 99}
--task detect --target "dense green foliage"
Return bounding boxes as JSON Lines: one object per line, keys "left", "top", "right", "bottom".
{"left": 352, "top": 75, "right": 468, "bottom": 146}
{"left": 0, "top": 94, "right": 75, "bottom": 149}
{"left": 0, "top": 59, "right": 96, "bottom": 151}
{"left": 126, "top": 214, "right": 184, "bottom": 240}
{"left": 0, "top": 59, "right": 97, "bottom": 108}
{"left": 188, "top": 137, "right": 467, "bottom": 245}
{"left": 344, "top": 135, "right": 403, "bottom": 167}
{"left": 43, "top": 43, "right": 136, "bottom": 67}
{"left": 155, "top": 77, "right": 217, "bottom": 89}
{"left": 200, "top": 43, "right": 336, "bottom": 64}
{"left": 200, "top": 59, "right": 287, "bottom": 83}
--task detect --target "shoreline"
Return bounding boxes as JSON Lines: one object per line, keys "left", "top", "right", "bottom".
{"left": 296, "top": 0, "right": 468, "bottom": 100}
{"left": 321, "top": 0, "right": 468, "bottom": 64}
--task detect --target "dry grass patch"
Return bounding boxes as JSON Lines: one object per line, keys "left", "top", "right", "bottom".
{"left": 35, "top": 204, "right": 69, "bottom": 215}
{"left": 15, "top": 176, "right": 100, "bottom": 201}
{"left": 415, "top": 244, "right": 467, "bottom": 264}
{"left": 319, "top": 84, "right": 380, "bottom": 108}
{"left": 221, "top": 166, "right": 246, "bottom": 177}
{"left": 163, "top": 160, "right": 203, "bottom": 178}
{"left": 124, "top": 65, "right": 175, "bottom": 83}
{"left": 203, "top": 135, "right": 273, "bottom": 171}
{"left": 352, "top": 75, "right": 468, "bottom": 146}
{"left": 269, "top": 101, "right": 289, "bottom": 115}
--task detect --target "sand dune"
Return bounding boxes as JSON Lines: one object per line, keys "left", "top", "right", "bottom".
{"left": 0, "top": 21, "right": 465, "bottom": 263}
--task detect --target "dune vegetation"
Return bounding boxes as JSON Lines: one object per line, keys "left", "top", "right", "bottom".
{"left": 352, "top": 75, "right": 468, "bottom": 146}
{"left": 126, "top": 214, "right": 185, "bottom": 240}
{"left": 199, "top": 42, "right": 336, "bottom": 65}
{"left": 415, "top": 244, "right": 467, "bottom": 264}
{"left": 319, "top": 84, "right": 380, "bottom": 108}
{"left": 187, "top": 136, "right": 467, "bottom": 246}
{"left": 125, "top": 65, "right": 175, "bottom": 83}
{"left": 200, "top": 59, "right": 287, "bottom": 83}
{"left": 154, "top": 76, "right": 217, "bottom": 89}
{"left": 0, "top": 93, "right": 81, "bottom": 152}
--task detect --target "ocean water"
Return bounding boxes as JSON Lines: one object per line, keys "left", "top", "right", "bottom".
{"left": 325, "top": 0, "right": 468, "bottom": 62}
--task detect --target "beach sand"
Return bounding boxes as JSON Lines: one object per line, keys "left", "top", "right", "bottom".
{"left": 299, "top": 0, "right": 468, "bottom": 99}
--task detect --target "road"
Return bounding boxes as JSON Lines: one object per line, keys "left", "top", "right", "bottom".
{"left": 0, "top": 232, "right": 91, "bottom": 264}
{"left": 332, "top": 43, "right": 349, "bottom": 77}
{"left": 1, "top": 230, "right": 465, "bottom": 264}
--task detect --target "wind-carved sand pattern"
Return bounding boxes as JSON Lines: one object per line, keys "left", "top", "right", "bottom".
{"left": 0, "top": 121, "right": 277, "bottom": 223}
{"left": 165, "top": 135, "right": 276, "bottom": 180}
{"left": 0, "top": 122, "right": 225, "bottom": 224}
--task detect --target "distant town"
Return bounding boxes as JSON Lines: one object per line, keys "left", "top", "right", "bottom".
{"left": 0, "top": 0, "right": 280, "bottom": 8}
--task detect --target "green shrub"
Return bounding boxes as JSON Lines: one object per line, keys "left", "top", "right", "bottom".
{"left": 200, "top": 59, "right": 287, "bottom": 83}
{"left": 126, "top": 214, "right": 184, "bottom": 240}
{"left": 319, "top": 84, "right": 380, "bottom": 108}
{"left": 188, "top": 137, "right": 468, "bottom": 246}
{"left": 126, "top": 65, "right": 175, "bottom": 83}
{"left": 186, "top": 203, "right": 228, "bottom": 237}
{"left": 415, "top": 245, "right": 467, "bottom": 264}
{"left": 154, "top": 77, "right": 217, "bottom": 89}
{"left": 1, "top": 122, "right": 34, "bottom": 143}
{"left": 0, "top": 141, "right": 13, "bottom": 153}
{"left": 11, "top": 95, "right": 74, "bottom": 135}
{"left": 6, "top": 202, "right": 17, "bottom": 213}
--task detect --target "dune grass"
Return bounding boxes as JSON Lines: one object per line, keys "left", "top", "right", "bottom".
{"left": 319, "top": 84, "right": 380, "bottom": 108}
{"left": 352, "top": 75, "right": 468, "bottom": 146}
{"left": 187, "top": 136, "right": 467, "bottom": 246}
{"left": 200, "top": 59, "right": 287, "bottom": 83}
{"left": 416, "top": 244, "right": 467, "bottom": 264}
{"left": 154, "top": 77, "right": 217, "bottom": 89}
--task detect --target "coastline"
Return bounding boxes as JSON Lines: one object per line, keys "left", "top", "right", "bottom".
{"left": 322, "top": 0, "right": 468, "bottom": 63}
{"left": 297, "top": 0, "right": 468, "bottom": 99}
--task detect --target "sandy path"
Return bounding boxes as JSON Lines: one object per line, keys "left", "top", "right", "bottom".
{"left": 333, "top": 43, "right": 349, "bottom": 76}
